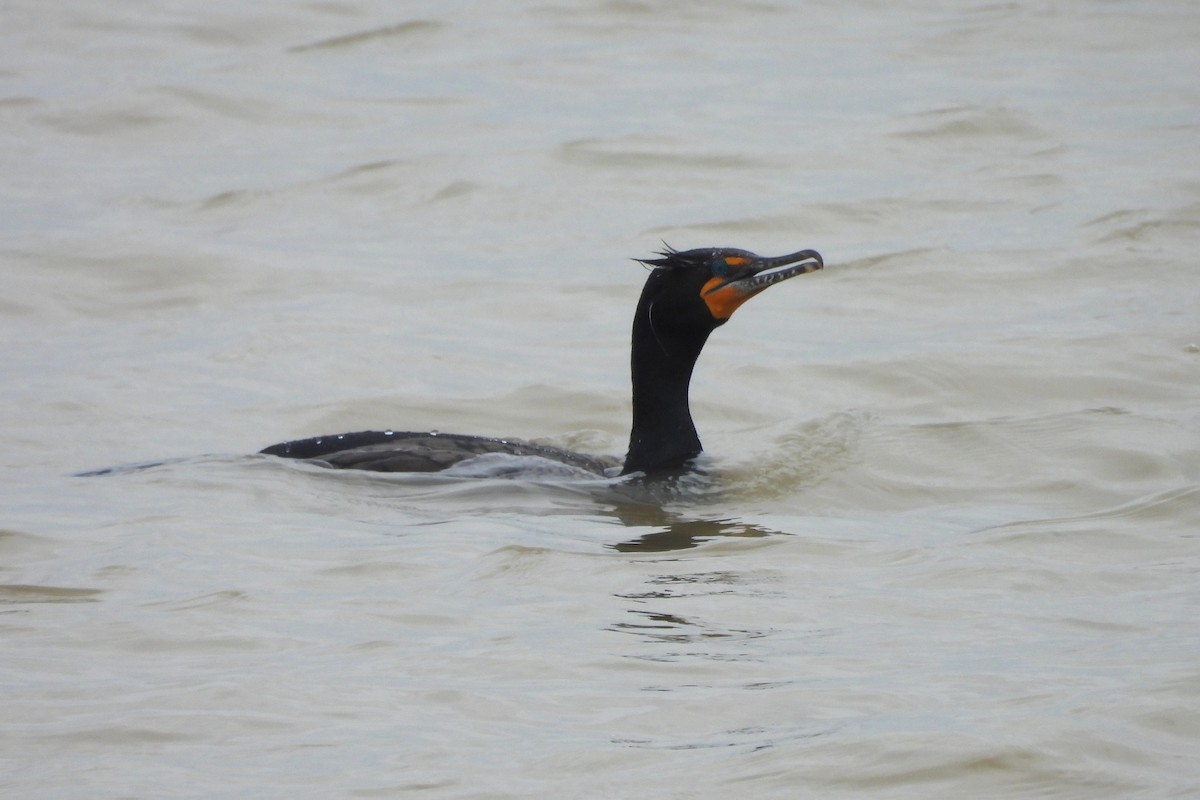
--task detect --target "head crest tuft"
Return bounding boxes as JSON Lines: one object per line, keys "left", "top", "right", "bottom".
{"left": 634, "top": 243, "right": 701, "bottom": 270}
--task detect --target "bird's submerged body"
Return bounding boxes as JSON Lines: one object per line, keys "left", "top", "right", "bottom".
{"left": 259, "top": 429, "right": 619, "bottom": 476}
{"left": 259, "top": 246, "right": 823, "bottom": 477}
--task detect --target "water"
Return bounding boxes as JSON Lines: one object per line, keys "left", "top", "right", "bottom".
{"left": 3, "top": 0, "right": 1199, "bottom": 797}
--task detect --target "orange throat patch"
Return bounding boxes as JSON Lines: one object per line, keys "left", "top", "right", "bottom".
{"left": 701, "top": 276, "right": 762, "bottom": 320}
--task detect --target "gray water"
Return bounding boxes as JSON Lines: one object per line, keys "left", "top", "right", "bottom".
{"left": 3, "top": 1, "right": 1199, "bottom": 797}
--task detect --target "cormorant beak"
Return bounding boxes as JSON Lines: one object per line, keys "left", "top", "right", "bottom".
{"left": 702, "top": 249, "right": 823, "bottom": 320}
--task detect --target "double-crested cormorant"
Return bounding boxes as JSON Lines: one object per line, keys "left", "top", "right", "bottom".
{"left": 259, "top": 246, "right": 823, "bottom": 476}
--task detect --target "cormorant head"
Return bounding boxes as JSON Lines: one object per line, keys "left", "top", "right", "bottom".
{"left": 636, "top": 245, "right": 824, "bottom": 330}
{"left": 623, "top": 245, "right": 823, "bottom": 474}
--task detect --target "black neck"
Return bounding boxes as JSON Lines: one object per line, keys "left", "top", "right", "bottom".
{"left": 621, "top": 278, "right": 713, "bottom": 474}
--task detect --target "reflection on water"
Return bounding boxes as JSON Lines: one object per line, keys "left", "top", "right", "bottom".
{"left": 606, "top": 511, "right": 781, "bottom": 553}
{"left": 610, "top": 606, "right": 771, "bottom": 656}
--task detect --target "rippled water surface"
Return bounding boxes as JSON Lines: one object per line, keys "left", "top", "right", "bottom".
{"left": 3, "top": 1, "right": 1199, "bottom": 797}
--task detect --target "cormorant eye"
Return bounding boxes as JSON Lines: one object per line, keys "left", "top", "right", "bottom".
{"left": 712, "top": 255, "right": 749, "bottom": 278}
